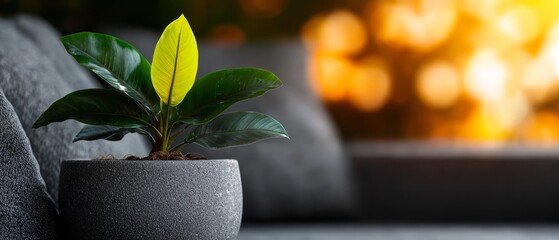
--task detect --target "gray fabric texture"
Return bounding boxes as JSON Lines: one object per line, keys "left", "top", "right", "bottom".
{"left": 0, "top": 15, "right": 149, "bottom": 203}
{"left": 0, "top": 88, "right": 58, "bottom": 239}
{"left": 102, "top": 27, "right": 355, "bottom": 220}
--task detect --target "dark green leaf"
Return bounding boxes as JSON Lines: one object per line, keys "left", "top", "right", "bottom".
{"left": 172, "top": 68, "right": 282, "bottom": 125}
{"left": 188, "top": 112, "right": 289, "bottom": 149}
{"left": 61, "top": 32, "right": 159, "bottom": 112}
{"left": 33, "top": 89, "right": 153, "bottom": 129}
{"left": 73, "top": 125, "right": 142, "bottom": 142}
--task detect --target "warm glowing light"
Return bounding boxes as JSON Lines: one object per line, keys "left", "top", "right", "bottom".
{"left": 301, "top": 0, "right": 559, "bottom": 142}
{"left": 497, "top": 5, "right": 540, "bottom": 44}
{"left": 460, "top": 107, "right": 510, "bottom": 141}
{"left": 456, "top": 95, "right": 532, "bottom": 142}
{"left": 316, "top": 10, "right": 367, "bottom": 55}
{"left": 484, "top": 92, "right": 532, "bottom": 131}
{"left": 428, "top": 124, "right": 456, "bottom": 139}
{"left": 522, "top": 111, "right": 559, "bottom": 142}
{"left": 460, "top": 0, "right": 506, "bottom": 19}
{"left": 310, "top": 55, "right": 355, "bottom": 101}
{"left": 416, "top": 61, "right": 461, "bottom": 108}
{"left": 521, "top": 59, "right": 557, "bottom": 104}
{"left": 464, "top": 49, "right": 509, "bottom": 103}
{"left": 546, "top": 43, "right": 559, "bottom": 77}
{"left": 209, "top": 24, "right": 246, "bottom": 45}
{"left": 370, "top": 0, "right": 457, "bottom": 51}
{"left": 540, "top": 22, "right": 559, "bottom": 78}
{"left": 302, "top": 15, "right": 324, "bottom": 49}
{"left": 459, "top": 93, "right": 531, "bottom": 141}
{"left": 348, "top": 59, "right": 391, "bottom": 112}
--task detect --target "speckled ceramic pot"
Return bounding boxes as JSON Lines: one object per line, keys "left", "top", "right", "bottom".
{"left": 59, "top": 160, "right": 242, "bottom": 240}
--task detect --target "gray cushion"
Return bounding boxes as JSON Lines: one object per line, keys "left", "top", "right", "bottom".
{"left": 103, "top": 27, "right": 355, "bottom": 220}
{"left": 0, "top": 15, "right": 149, "bottom": 204}
{"left": 192, "top": 43, "right": 354, "bottom": 220}
{"left": 0, "top": 87, "right": 58, "bottom": 239}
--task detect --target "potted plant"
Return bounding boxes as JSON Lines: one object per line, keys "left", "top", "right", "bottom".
{"left": 33, "top": 14, "right": 288, "bottom": 240}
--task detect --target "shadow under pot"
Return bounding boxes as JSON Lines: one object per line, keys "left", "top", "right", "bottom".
{"left": 59, "top": 159, "right": 242, "bottom": 240}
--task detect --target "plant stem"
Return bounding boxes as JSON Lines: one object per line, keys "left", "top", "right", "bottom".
{"left": 149, "top": 125, "right": 162, "bottom": 139}
{"left": 159, "top": 101, "right": 172, "bottom": 152}
{"left": 169, "top": 140, "right": 192, "bottom": 153}
{"left": 168, "top": 123, "right": 191, "bottom": 145}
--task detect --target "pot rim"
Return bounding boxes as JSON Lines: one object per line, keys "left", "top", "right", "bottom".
{"left": 62, "top": 159, "right": 237, "bottom": 163}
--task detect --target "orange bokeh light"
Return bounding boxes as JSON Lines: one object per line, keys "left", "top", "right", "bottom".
{"left": 309, "top": 54, "right": 355, "bottom": 102}
{"left": 521, "top": 59, "right": 558, "bottom": 104}
{"left": 416, "top": 61, "right": 461, "bottom": 109}
{"left": 464, "top": 49, "right": 508, "bottom": 103}
{"left": 460, "top": 107, "right": 510, "bottom": 141}
{"left": 522, "top": 111, "right": 559, "bottom": 142}
{"left": 369, "top": 0, "right": 457, "bottom": 51}
{"left": 485, "top": 93, "right": 532, "bottom": 131}
{"left": 497, "top": 5, "right": 541, "bottom": 44}
{"left": 303, "top": 0, "right": 559, "bottom": 142}
{"left": 348, "top": 58, "right": 391, "bottom": 112}
{"left": 209, "top": 24, "right": 246, "bottom": 45}
{"left": 308, "top": 10, "right": 368, "bottom": 55}
{"left": 460, "top": 0, "right": 507, "bottom": 19}
{"left": 540, "top": 22, "right": 559, "bottom": 77}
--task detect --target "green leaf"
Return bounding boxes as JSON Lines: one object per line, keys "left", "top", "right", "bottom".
{"left": 188, "top": 112, "right": 289, "bottom": 149}
{"left": 33, "top": 89, "right": 153, "bottom": 129}
{"left": 172, "top": 68, "right": 282, "bottom": 125}
{"left": 73, "top": 125, "right": 142, "bottom": 142}
{"left": 61, "top": 32, "right": 159, "bottom": 112}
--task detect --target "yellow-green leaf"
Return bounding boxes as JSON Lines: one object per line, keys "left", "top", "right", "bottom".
{"left": 151, "top": 14, "right": 198, "bottom": 107}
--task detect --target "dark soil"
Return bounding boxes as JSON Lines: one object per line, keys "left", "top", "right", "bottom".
{"left": 96, "top": 151, "right": 207, "bottom": 161}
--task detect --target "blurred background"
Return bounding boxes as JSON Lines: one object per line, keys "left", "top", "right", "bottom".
{"left": 6, "top": 0, "right": 559, "bottom": 144}
{"left": 8, "top": 0, "right": 559, "bottom": 233}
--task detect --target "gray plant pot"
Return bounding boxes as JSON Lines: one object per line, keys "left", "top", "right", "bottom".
{"left": 59, "top": 160, "right": 242, "bottom": 240}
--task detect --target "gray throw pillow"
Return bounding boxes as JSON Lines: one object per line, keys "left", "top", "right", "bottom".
{"left": 0, "top": 87, "right": 58, "bottom": 239}
{"left": 191, "top": 42, "right": 354, "bottom": 220}
{"left": 0, "top": 15, "right": 149, "bottom": 204}
{"left": 103, "top": 26, "right": 355, "bottom": 220}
